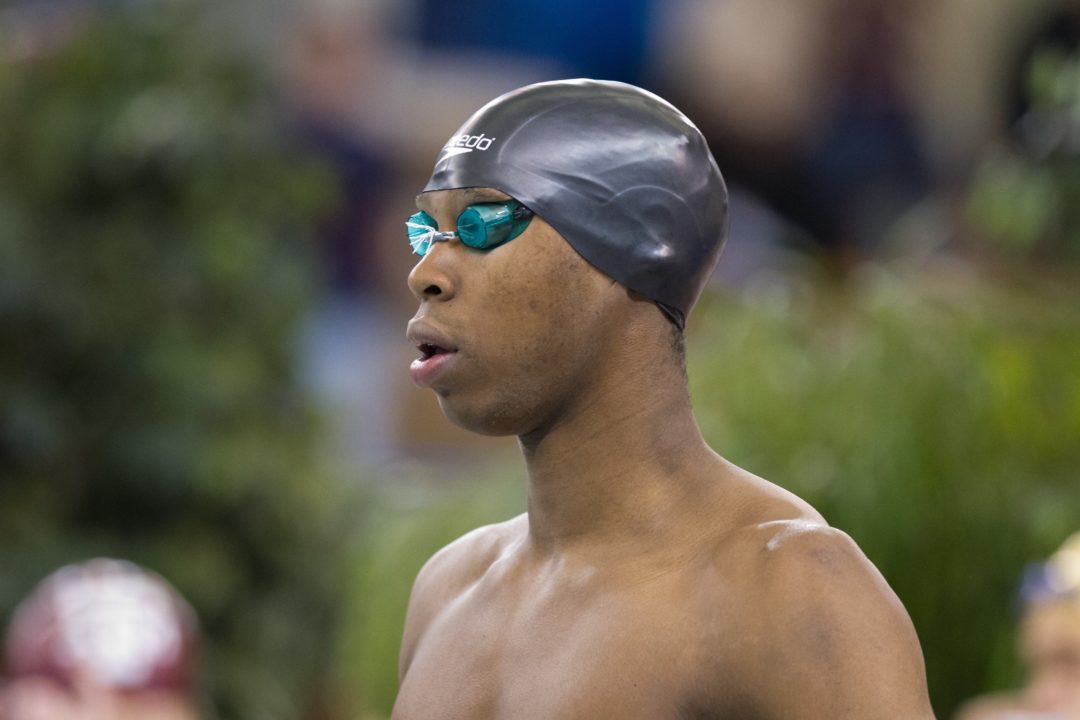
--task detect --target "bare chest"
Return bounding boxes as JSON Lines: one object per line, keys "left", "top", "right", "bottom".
{"left": 392, "top": 568, "right": 729, "bottom": 720}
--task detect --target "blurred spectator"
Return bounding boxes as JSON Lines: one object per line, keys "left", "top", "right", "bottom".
{"left": 803, "top": 0, "right": 929, "bottom": 254}
{"left": 1, "top": 559, "right": 201, "bottom": 720}
{"left": 956, "top": 533, "right": 1080, "bottom": 720}
{"left": 411, "top": 0, "right": 654, "bottom": 84}
{"left": 0, "top": 0, "right": 92, "bottom": 62}
{"left": 655, "top": 0, "right": 929, "bottom": 260}
{"left": 283, "top": 0, "right": 402, "bottom": 468}
{"left": 909, "top": 0, "right": 1072, "bottom": 181}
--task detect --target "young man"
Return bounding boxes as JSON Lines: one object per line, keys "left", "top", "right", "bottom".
{"left": 395, "top": 79, "right": 934, "bottom": 719}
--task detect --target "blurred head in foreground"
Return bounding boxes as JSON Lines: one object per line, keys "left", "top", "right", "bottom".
{"left": 959, "top": 532, "right": 1080, "bottom": 720}
{"left": 1, "top": 558, "right": 200, "bottom": 720}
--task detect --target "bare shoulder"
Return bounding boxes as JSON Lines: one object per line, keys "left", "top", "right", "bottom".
{"left": 711, "top": 517, "right": 934, "bottom": 718}
{"left": 739, "top": 517, "right": 887, "bottom": 593}
{"left": 397, "top": 514, "right": 527, "bottom": 678}
{"left": 410, "top": 512, "right": 527, "bottom": 604}
{"left": 397, "top": 513, "right": 527, "bottom": 680}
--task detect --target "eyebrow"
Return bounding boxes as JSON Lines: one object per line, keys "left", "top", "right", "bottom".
{"left": 462, "top": 188, "right": 509, "bottom": 202}
{"left": 415, "top": 187, "right": 510, "bottom": 212}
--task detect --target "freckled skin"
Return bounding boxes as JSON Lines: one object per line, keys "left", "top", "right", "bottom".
{"left": 395, "top": 188, "right": 935, "bottom": 720}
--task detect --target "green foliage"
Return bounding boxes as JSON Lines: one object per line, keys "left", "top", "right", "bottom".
{"left": 340, "top": 269, "right": 1080, "bottom": 719}
{"left": 687, "top": 268, "right": 1080, "bottom": 717}
{"left": 0, "top": 5, "right": 348, "bottom": 718}
{"left": 335, "top": 457, "right": 526, "bottom": 716}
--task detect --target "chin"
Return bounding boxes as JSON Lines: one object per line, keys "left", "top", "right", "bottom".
{"left": 437, "top": 393, "right": 534, "bottom": 437}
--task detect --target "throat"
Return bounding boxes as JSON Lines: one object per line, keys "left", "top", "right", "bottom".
{"left": 519, "top": 398, "right": 711, "bottom": 552}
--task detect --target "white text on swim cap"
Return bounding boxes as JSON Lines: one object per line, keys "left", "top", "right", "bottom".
{"left": 442, "top": 133, "right": 496, "bottom": 158}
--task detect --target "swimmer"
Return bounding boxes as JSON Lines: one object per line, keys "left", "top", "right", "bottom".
{"left": 394, "top": 79, "right": 934, "bottom": 719}
{"left": 1, "top": 559, "right": 200, "bottom": 720}
{"left": 957, "top": 533, "right": 1080, "bottom": 720}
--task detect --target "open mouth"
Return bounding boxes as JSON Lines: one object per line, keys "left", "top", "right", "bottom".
{"left": 406, "top": 321, "right": 459, "bottom": 387}
{"left": 418, "top": 342, "right": 454, "bottom": 361}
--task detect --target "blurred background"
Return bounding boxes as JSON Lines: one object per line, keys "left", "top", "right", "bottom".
{"left": 0, "top": 0, "right": 1078, "bottom": 717}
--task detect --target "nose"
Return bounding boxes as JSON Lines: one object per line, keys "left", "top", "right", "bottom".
{"left": 407, "top": 241, "right": 458, "bottom": 302}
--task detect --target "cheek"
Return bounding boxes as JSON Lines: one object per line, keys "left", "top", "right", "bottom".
{"left": 444, "top": 245, "right": 610, "bottom": 432}
{"left": 475, "top": 249, "right": 601, "bottom": 370}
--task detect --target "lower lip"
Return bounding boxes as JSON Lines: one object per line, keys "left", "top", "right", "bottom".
{"left": 409, "top": 352, "right": 458, "bottom": 388}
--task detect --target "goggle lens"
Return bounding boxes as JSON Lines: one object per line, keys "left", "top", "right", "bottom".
{"left": 406, "top": 210, "right": 440, "bottom": 256}
{"left": 456, "top": 203, "right": 513, "bottom": 249}
{"left": 405, "top": 201, "right": 533, "bottom": 256}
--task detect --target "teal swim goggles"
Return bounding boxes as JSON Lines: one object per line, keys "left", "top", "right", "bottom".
{"left": 406, "top": 200, "right": 534, "bottom": 256}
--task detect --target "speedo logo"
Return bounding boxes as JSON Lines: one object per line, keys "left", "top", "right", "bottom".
{"left": 441, "top": 132, "right": 496, "bottom": 158}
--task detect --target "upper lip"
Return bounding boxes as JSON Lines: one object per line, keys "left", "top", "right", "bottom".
{"left": 406, "top": 320, "right": 459, "bottom": 356}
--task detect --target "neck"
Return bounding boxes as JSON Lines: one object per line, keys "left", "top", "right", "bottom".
{"left": 519, "top": 352, "right": 720, "bottom": 557}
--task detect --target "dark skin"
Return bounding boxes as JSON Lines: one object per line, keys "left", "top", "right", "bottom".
{"left": 394, "top": 187, "right": 935, "bottom": 719}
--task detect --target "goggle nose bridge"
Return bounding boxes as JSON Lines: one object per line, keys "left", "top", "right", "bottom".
{"left": 406, "top": 200, "right": 534, "bottom": 257}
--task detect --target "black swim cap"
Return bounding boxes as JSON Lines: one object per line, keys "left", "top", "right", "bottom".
{"left": 423, "top": 78, "right": 728, "bottom": 329}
